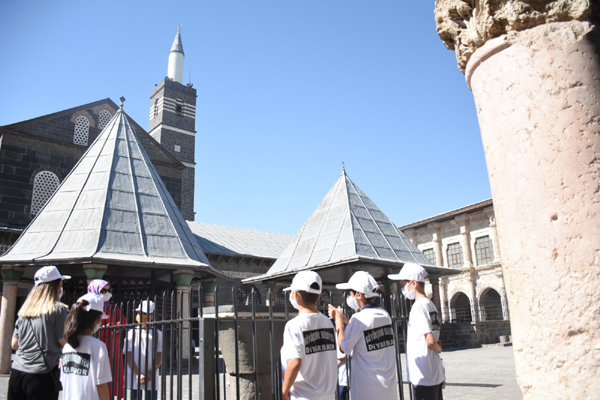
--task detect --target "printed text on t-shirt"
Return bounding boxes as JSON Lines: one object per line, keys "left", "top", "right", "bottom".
{"left": 302, "top": 328, "right": 336, "bottom": 355}
{"left": 363, "top": 325, "right": 394, "bottom": 352}
{"left": 61, "top": 352, "right": 91, "bottom": 376}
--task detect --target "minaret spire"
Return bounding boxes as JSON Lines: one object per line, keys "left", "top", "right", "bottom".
{"left": 167, "top": 26, "right": 185, "bottom": 83}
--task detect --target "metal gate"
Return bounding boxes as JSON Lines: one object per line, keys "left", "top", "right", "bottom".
{"left": 99, "top": 285, "right": 414, "bottom": 400}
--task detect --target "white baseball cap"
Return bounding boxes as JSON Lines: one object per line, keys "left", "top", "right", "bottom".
{"left": 34, "top": 266, "right": 71, "bottom": 286}
{"left": 136, "top": 300, "right": 156, "bottom": 314}
{"left": 282, "top": 271, "right": 322, "bottom": 294}
{"left": 388, "top": 262, "right": 428, "bottom": 282}
{"left": 77, "top": 293, "right": 108, "bottom": 319}
{"left": 336, "top": 271, "right": 380, "bottom": 298}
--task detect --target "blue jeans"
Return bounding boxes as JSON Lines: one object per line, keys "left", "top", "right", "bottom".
{"left": 131, "top": 390, "right": 158, "bottom": 400}
{"left": 338, "top": 385, "right": 348, "bottom": 400}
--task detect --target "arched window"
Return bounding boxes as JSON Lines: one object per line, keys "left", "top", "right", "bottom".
{"left": 450, "top": 292, "right": 472, "bottom": 322}
{"left": 479, "top": 289, "right": 503, "bottom": 321}
{"left": 475, "top": 236, "right": 494, "bottom": 265}
{"left": 31, "top": 171, "right": 60, "bottom": 214}
{"left": 73, "top": 116, "right": 90, "bottom": 145}
{"left": 447, "top": 242, "right": 464, "bottom": 269}
{"left": 235, "top": 284, "right": 261, "bottom": 305}
{"left": 153, "top": 99, "right": 158, "bottom": 118}
{"left": 423, "top": 248, "right": 436, "bottom": 265}
{"left": 98, "top": 110, "right": 112, "bottom": 130}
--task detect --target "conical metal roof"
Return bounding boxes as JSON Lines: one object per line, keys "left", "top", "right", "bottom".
{"left": 245, "top": 170, "right": 451, "bottom": 284}
{"left": 170, "top": 25, "right": 184, "bottom": 55}
{"left": 0, "top": 108, "right": 224, "bottom": 276}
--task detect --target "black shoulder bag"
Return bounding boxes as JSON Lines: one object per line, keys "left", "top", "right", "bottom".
{"left": 26, "top": 318, "right": 63, "bottom": 392}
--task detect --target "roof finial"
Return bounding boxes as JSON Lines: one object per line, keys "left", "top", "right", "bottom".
{"left": 342, "top": 161, "right": 345, "bottom": 173}
{"left": 119, "top": 96, "right": 126, "bottom": 109}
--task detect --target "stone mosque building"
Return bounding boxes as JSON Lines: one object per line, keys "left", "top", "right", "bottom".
{"left": 0, "top": 28, "right": 508, "bottom": 340}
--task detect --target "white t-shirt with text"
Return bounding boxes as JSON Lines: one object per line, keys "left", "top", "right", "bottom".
{"left": 280, "top": 312, "right": 337, "bottom": 400}
{"left": 406, "top": 297, "right": 445, "bottom": 386}
{"left": 341, "top": 306, "right": 398, "bottom": 400}
{"left": 61, "top": 335, "right": 112, "bottom": 400}
{"left": 123, "top": 327, "right": 163, "bottom": 390}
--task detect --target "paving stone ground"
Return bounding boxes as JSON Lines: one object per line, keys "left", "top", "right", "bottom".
{"left": 0, "top": 346, "right": 522, "bottom": 399}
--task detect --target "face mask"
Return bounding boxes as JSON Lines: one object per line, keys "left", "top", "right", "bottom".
{"left": 101, "top": 293, "right": 112, "bottom": 303}
{"left": 59, "top": 287, "right": 64, "bottom": 300}
{"left": 92, "top": 322, "right": 101, "bottom": 334}
{"left": 346, "top": 295, "right": 360, "bottom": 311}
{"left": 402, "top": 284, "right": 416, "bottom": 300}
{"left": 289, "top": 293, "right": 299, "bottom": 310}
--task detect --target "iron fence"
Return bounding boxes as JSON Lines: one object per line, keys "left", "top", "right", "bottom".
{"left": 97, "top": 285, "right": 415, "bottom": 400}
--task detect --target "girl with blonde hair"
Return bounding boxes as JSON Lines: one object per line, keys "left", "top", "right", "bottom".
{"left": 8, "top": 266, "right": 70, "bottom": 400}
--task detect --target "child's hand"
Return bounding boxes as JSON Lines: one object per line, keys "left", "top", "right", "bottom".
{"left": 281, "top": 392, "right": 290, "bottom": 400}
{"left": 328, "top": 304, "right": 338, "bottom": 319}
{"left": 138, "top": 374, "right": 146, "bottom": 385}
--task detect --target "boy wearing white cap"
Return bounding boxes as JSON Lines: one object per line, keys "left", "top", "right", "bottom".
{"left": 328, "top": 271, "right": 398, "bottom": 400}
{"left": 280, "top": 271, "right": 337, "bottom": 400}
{"left": 123, "top": 300, "right": 162, "bottom": 400}
{"left": 389, "top": 263, "right": 444, "bottom": 400}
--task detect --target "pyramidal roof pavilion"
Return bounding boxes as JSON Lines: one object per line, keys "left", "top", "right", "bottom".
{"left": 0, "top": 106, "right": 228, "bottom": 279}
{"left": 245, "top": 169, "right": 456, "bottom": 285}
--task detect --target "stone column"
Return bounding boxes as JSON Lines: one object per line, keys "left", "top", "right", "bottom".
{"left": 174, "top": 270, "right": 194, "bottom": 361}
{"left": 435, "top": 2, "right": 600, "bottom": 397}
{"left": 83, "top": 264, "right": 107, "bottom": 283}
{"left": 428, "top": 274, "right": 442, "bottom": 315}
{"left": 466, "top": 273, "right": 478, "bottom": 322}
{"left": 456, "top": 216, "right": 474, "bottom": 268}
{"left": 439, "top": 277, "right": 449, "bottom": 322}
{"left": 496, "top": 272, "right": 510, "bottom": 321}
{"left": 200, "top": 278, "right": 216, "bottom": 307}
{"left": 430, "top": 223, "right": 444, "bottom": 267}
{"left": 486, "top": 210, "right": 501, "bottom": 262}
{"left": 0, "top": 266, "right": 24, "bottom": 374}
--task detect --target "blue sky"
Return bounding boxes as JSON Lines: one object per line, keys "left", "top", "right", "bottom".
{"left": 0, "top": 1, "right": 490, "bottom": 236}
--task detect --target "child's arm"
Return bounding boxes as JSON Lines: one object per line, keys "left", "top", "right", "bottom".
{"left": 155, "top": 352, "right": 162, "bottom": 370}
{"left": 281, "top": 358, "right": 302, "bottom": 400}
{"left": 425, "top": 332, "right": 442, "bottom": 353}
{"left": 97, "top": 383, "right": 110, "bottom": 400}
{"left": 126, "top": 352, "right": 146, "bottom": 384}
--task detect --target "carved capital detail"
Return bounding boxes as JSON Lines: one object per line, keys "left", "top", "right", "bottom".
{"left": 434, "top": 0, "right": 599, "bottom": 72}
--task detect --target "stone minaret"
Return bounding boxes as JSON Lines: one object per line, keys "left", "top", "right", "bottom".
{"left": 435, "top": 1, "right": 600, "bottom": 398}
{"left": 149, "top": 26, "right": 197, "bottom": 221}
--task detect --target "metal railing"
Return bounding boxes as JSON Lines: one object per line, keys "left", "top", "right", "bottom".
{"left": 98, "top": 285, "right": 414, "bottom": 400}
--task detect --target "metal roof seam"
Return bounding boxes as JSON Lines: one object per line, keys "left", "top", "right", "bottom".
{"left": 122, "top": 114, "right": 151, "bottom": 259}
{"left": 345, "top": 176, "right": 385, "bottom": 260}
{"left": 304, "top": 173, "right": 346, "bottom": 270}
{"left": 37, "top": 111, "right": 119, "bottom": 260}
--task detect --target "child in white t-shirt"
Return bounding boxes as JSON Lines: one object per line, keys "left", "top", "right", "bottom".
{"left": 389, "top": 263, "right": 445, "bottom": 400}
{"left": 329, "top": 271, "right": 398, "bottom": 400}
{"left": 280, "top": 271, "right": 337, "bottom": 400}
{"left": 124, "top": 300, "right": 162, "bottom": 400}
{"left": 61, "top": 293, "right": 113, "bottom": 400}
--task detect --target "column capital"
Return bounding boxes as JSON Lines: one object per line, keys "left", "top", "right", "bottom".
{"left": 1, "top": 266, "right": 24, "bottom": 285}
{"left": 200, "top": 278, "right": 216, "bottom": 293}
{"left": 434, "top": 0, "right": 597, "bottom": 73}
{"left": 428, "top": 273, "right": 440, "bottom": 285}
{"left": 173, "top": 270, "right": 194, "bottom": 287}
{"left": 83, "top": 264, "right": 107, "bottom": 281}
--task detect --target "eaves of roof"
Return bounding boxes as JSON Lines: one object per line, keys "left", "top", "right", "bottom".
{"left": 398, "top": 199, "right": 494, "bottom": 231}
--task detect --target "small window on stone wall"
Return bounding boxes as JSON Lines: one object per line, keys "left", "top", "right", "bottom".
{"left": 447, "top": 242, "right": 464, "bottom": 269}
{"left": 153, "top": 99, "right": 158, "bottom": 118}
{"left": 475, "top": 235, "right": 494, "bottom": 265}
{"left": 73, "top": 116, "right": 90, "bottom": 146}
{"left": 98, "top": 110, "right": 112, "bottom": 130}
{"left": 174, "top": 145, "right": 181, "bottom": 152}
{"left": 423, "top": 248, "right": 436, "bottom": 265}
{"left": 31, "top": 171, "right": 60, "bottom": 214}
